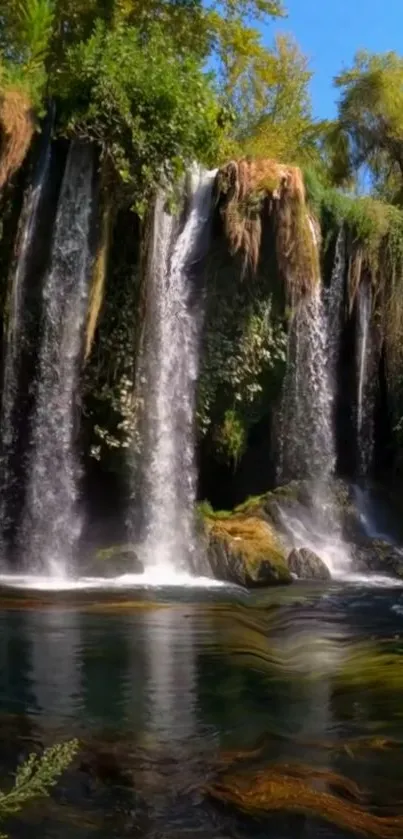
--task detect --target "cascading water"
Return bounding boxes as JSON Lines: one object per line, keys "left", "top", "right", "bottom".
{"left": 279, "top": 286, "right": 336, "bottom": 485}
{"left": 0, "top": 128, "right": 52, "bottom": 558}
{"left": 356, "top": 280, "right": 375, "bottom": 477}
{"left": 136, "top": 167, "right": 216, "bottom": 576}
{"left": 278, "top": 229, "right": 351, "bottom": 577}
{"left": 326, "top": 229, "right": 345, "bottom": 387}
{"left": 21, "top": 141, "right": 93, "bottom": 577}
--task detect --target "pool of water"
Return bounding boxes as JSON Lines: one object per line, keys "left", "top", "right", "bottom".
{"left": 1, "top": 581, "right": 403, "bottom": 838}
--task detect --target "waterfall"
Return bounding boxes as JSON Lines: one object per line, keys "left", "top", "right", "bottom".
{"left": 356, "top": 281, "right": 374, "bottom": 477}
{"left": 21, "top": 141, "right": 94, "bottom": 577}
{"left": 278, "top": 231, "right": 351, "bottom": 577}
{"left": 0, "top": 128, "right": 52, "bottom": 558}
{"left": 136, "top": 167, "right": 216, "bottom": 575}
{"left": 279, "top": 286, "right": 336, "bottom": 485}
{"left": 326, "top": 229, "right": 345, "bottom": 387}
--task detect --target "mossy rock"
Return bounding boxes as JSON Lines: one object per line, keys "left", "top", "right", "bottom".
{"left": 205, "top": 514, "right": 291, "bottom": 588}
{"left": 85, "top": 544, "right": 143, "bottom": 578}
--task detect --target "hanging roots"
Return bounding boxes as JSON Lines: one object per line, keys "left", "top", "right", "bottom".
{"left": 207, "top": 763, "right": 403, "bottom": 837}
{"left": 0, "top": 89, "right": 35, "bottom": 191}
{"left": 217, "top": 158, "right": 319, "bottom": 299}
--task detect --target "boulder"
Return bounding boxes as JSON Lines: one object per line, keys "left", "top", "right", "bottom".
{"left": 85, "top": 544, "right": 144, "bottom": 578}
{"left": 206, "top": 515, "right": 291, "bottom": 588}
{"left": 287, "top": 547, "right": 331, "bottom": 581}
{"left": 350, "top": 541, "right": 403, "bottom": 578}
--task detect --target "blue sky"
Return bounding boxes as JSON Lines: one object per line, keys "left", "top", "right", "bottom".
{"left": 263, "top": 0, "right": 403, "bottom": 119}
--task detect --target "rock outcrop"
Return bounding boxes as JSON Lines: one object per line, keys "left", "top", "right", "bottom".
{"left": 205, "top": 514, "right": 291, "bottom": 587}
{"left": 287, "top": 547, "right": 331, "bottom": 581}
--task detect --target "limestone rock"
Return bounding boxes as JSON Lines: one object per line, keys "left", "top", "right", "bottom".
{"left": 206, "top": 515, "right": 291, "bottom": 588}
{"left": 287, "top": 547, "right": 331, "bottom": 581}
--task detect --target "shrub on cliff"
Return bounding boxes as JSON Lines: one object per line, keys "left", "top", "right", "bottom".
{"left": 53, "top": 21, "right": 222, "bottom": 211}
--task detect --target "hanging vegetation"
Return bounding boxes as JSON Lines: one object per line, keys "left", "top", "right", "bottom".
{"left": 217, "top": 158, "right": 319, "bottom": 301}
{"left": 0, "top": 89, "right": 34, "bottom": 191}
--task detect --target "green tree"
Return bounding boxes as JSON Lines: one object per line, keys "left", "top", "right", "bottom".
{"left": 332, "top": 51, "right": 403, "bottom": 201}
{"left": 232, "top": 34, "right": 322, "bottom": 165}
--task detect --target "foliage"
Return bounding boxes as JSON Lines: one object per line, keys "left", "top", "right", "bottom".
{"left": 0, "top": 740, "right": 78, "bottom": 838}
{"left": 198, "top": 292, "right": 287, "bottom": 463}
{"left": 55, "top": 21, "right": 222, "bottom": 210}
{"left": 0, "top": 0, "right": 54, "bottom": 109}
{"left": 229, "top": 34, "right": 322, "bottom": 167}
{"left": 197, "top": 500, "right": 232, "bottom": 519}
{"left": 331, "top": 51, "right": 403, "bottom": 201}
{"left": 83, "top": 208, "right": 141, "bottom": 467}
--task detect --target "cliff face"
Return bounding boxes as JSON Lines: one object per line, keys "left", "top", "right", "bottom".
{"left": 2, "top": 145, "right": 403, "bottom": 522}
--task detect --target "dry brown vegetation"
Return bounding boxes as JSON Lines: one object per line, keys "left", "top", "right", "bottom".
{"left": 218, "top": 158, "right": 319, "bottom": 301}
{"left": 0, "top": 89, "right": 35, "bottom": 190}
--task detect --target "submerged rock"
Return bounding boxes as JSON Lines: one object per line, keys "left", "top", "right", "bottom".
{"left": 287, "top": 547, "right": 331, "bottom": 581}
{"left": 205, "top": 515, "right": 291, "bottom": 588}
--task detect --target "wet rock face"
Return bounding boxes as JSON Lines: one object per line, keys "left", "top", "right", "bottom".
{"left": 350, "top": 542, "right": 403, "bottom": 578}
{"left": 287, "top": 547, "right": 331, "bottom": 581}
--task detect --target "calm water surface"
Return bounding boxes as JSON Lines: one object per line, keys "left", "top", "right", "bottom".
{"left": 0, "top": 581, "right": 403, "bottom": 838}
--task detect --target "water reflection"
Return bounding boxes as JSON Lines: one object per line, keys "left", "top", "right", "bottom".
{"left": 25, "top": 609, "right": 81, "bottom": 721}
{"left": 146, "top": 608, "right": 197, "bottom": 743}
{"left": 0, "top": 587, "right": 400, "bottom": 838}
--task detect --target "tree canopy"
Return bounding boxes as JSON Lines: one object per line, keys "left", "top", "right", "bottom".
{"left": 330, "top": 51, "right": 403, "bottom": 202}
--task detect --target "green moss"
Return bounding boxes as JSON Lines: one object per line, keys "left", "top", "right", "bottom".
{"left": 234, "top": 494, "right": 267, "bottom": 515}
{"left": 210, "top": 515, "right": 289, "bottom": 581}
{"left": 304, "top": 165, "right": 403, "bottom": 261}
{"left": 197, "top": 501, "right": 233, "bottom": 520}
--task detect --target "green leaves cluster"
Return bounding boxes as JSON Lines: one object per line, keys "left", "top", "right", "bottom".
{"left": 0, "top": 740, "right": 78, "bottom": 838}
{"left": 55, "top": 21, "right": 222, "bottom": 209}
{"left": 198, "top": 293, "right": 287, "bottom": 463}
{"left": 0, "top": 0, "right": 54, "bottom": 108}
{"left": 0, "top": 0, "right": 322, "bottom": 199}
{"left": 324, "top": 51, "right": 403, "bottom": 203}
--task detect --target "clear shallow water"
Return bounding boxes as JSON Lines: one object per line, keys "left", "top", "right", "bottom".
{"left": 1, "top": 583, "right": 403, "bottom": 838}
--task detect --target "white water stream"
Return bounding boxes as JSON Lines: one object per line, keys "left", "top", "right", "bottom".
{"left": 136, "top": 167, "right": 216, "bottom": 576}
{"left": 21, "top": 142, "right": 94, "bottom": 577}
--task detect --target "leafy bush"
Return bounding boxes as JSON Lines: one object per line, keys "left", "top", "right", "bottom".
{"left": 55, "top": 22, "right": 222, "bottom": 210}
